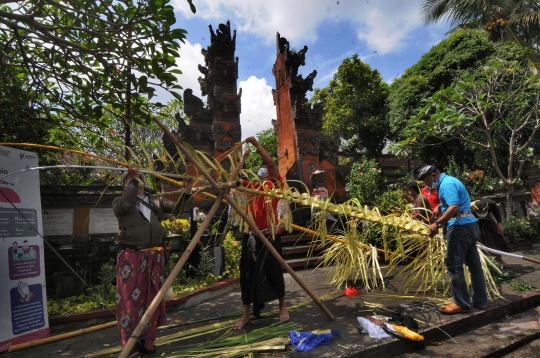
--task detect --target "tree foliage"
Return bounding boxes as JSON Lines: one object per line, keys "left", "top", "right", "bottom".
{"left": 387, "top": 29, "right": 529, "bottom": 167}
{"left": 244, "top": 128, "right": 278, "bottom": 173}
{"left": 346, "top": 157, "right": 386, "bottom": 206}
{"left": 420, "top": 0, "right": 540, "bottom": 66}
{"left": 0, "top": 80, "right": 45, "bottom": 144}
{"left": 311, "top": 54, "right": 389, "bottom": 159}
{"left": 396, "top": 60, "right": 540, "bottom": 216}
{"left": 0, "top": 0, "right": 195, "bottom": 147}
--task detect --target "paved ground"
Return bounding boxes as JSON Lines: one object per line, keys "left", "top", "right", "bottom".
{"left": 4, "top": 246, "right": 540, "bottom": 358}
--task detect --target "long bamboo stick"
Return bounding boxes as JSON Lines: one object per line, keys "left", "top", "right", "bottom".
{"left": 153, "top": 118, "right": 334, "bottom": 320}
{"left": 8, "top": 321, "right": 117, "bottom": 352}
{"left": 478, "top": 244, "right": 540, "bottom": 265}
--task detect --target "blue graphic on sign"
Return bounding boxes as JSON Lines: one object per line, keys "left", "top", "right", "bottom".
{"left": 10, "top": 283, "right": 45, "bottom": 335}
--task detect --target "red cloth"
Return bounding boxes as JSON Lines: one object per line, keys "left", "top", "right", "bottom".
{"left": 242, "top": 176, "right": 283, "bottom": 230}
{"left": 343, "top": 287, "right": 359, "bottom": 296}
{"left": 421, "top": 186, "right": 440, "bottom": 210}
{"left": 116, "top": 247, "right": 167, "bottom": 349}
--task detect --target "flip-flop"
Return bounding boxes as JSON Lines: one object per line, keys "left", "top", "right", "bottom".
{"left": 438, "top": 302, "right": 470, "bottom": 314}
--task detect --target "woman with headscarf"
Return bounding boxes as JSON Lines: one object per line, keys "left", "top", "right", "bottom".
{"left": 470, "top": 198, "right": 509, "bottom": 267}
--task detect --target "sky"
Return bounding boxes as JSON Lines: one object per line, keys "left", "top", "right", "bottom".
{"left": 165, "top": 0, "right": 451, "bottom": 139}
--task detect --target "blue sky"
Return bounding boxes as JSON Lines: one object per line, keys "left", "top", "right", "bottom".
{"left": 167, "top": 0, "right": 450, "bottom": 138}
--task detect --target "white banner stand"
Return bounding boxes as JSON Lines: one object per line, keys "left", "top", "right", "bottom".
{"left": 0, "top": 146, "right": 49, "bottom": 352}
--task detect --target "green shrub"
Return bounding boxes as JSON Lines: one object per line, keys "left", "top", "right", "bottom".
{"left": 347, "top": 157, "right": 386, "bottom": 206}
{"left": 503, "top": 217, "right": 536, "bottom": 244}
{"left": 47, "top": 259, "right": 117, "bottom": 316}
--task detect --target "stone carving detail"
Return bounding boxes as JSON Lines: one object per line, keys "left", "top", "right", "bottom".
{"left": 211, "top": 122, "right": 242, "bottom": 143}
{"left": 211, "top": 123, "right": 226, "bottom": 142}
{"left": 320, "top": 135, "right": 340, "bottom": 166}
{"left": 228, "top": 124, "right": 242, "bottom": 142}
{"left": 215, "top": 140, "right": 236, "bottom": 151}
{"left": 297, "top": 131, "right": 320, "bottom": 155}
{"left": 199, "top": 21, "right": 241, "bottom": 116}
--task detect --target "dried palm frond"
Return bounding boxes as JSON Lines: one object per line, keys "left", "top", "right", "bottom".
{"left": 388, "top": 233, "right": 450, "bottom": 296}
{"left": 322, "top": 219, "right": 385, "bottom": 292}
{"left": 161, "top": 321, "right": 301, "bottom": 358}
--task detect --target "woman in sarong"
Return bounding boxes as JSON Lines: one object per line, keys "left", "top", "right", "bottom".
{"left": 113, "top": 166, "right": 191, "bottom": 354}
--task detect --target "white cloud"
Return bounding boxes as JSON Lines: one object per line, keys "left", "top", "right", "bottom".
{"left": 153, "top": 39, "right": 204, "bottom": 104}
{"left": 173, "top": 0, "right": 424, "bottom": 54}
{"left": 356, "top": 3, "right": 421, "bottom": 54}
{"left": 175, "top": 40, "right": 205, "bottom": 98}
{"left": 238, "top": 76, "right": 275, "bottom": 139}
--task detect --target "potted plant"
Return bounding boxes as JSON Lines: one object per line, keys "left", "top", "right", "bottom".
{"left": 162, "top": 218, "right": 191, "bottom": 251}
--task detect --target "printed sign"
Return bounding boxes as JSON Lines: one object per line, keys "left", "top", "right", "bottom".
{"left": 42, "top": 209, "right": 74, "bottom": 236}
{"left": 89, "top": 208, "right": 119, "bottom": 234}
{"left": 0, "top": 146, "right": 49, "bottom": 352}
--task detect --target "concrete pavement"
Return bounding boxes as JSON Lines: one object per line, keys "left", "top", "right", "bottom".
{"left": 4, "top": 245, "right": 540, "bottom": 358}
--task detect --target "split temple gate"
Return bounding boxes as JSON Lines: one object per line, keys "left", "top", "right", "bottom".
{"left": 162, "top": 22, "right": 347, "bottom": 217}
{"left": 271, "top": 33, "right": 346, "bottom": 202}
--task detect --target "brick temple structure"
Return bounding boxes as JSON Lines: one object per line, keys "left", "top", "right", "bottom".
{"left": 271, "top": 33, "right": 346, "bottom": 202}
{"left": 161, "top": 21, "right": 242, "bottom": 210}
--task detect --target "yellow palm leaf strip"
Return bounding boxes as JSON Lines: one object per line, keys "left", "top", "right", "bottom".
{"left": 286, "top": 222, "right": 412, "bottom": 260}
{"left": 478, "top": 249, "right": 503, "bottom": 299}
{"left": 371, "top": 245, "right": 385, "bottom": 291}
{"left": 1, "top": 143, "right": 127, "bottom": 166}
{"left": 0, "top": 142, "right": 214, "bottom": 197}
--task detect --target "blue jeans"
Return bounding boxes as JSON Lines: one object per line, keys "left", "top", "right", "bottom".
{"left": 445, "top": 223, "right": 487, "bottom": 309}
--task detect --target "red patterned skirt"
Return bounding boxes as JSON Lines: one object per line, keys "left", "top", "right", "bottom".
{"left": 116, "top": 247, "right": 167, "bottom": 349}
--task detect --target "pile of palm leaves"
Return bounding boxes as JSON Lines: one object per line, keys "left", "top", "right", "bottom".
{"left": 160, "top": 321, "right": 301, "bottom": 358}
{"left": 317, "top": 193, "right": 503, "bottom": 300}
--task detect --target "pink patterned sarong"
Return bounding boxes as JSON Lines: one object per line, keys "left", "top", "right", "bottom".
{"left": 116, "top": 247, "right": 167, "bottom": 349}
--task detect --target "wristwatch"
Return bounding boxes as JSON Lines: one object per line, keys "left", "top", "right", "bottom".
{"left": 436, "top": 221, "right": 443, "bottom": 228}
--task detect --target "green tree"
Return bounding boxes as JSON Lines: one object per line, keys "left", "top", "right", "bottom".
{"left": 396, "top": 61, "right": 540, "bottom": 217}
{"left": 0, "top": 80, "right": 45, "bottom": 144}
{"left": 346, "top": 157, "right": 386, "bottom": 206}
{"left": 387, "top": 29, "right": 529, "bottom": 167}
{"left": 420, "top": 0, "right": 540, "bottom": 66}
{"left": 311, "top": 54, "right": 389, "bottom": 159}
{"left": 0, "top": 0, "right": 196, "bottom": 149}
{"left": 245, "top": 128, "right": 278, "bottom": 173}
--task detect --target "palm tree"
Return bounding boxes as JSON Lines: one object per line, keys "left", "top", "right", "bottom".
{"left": 420, "top": 1, "right": 540, "bottom": 66}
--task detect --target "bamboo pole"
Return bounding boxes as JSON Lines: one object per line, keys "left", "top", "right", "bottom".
{"left": 153, "top": 118, "right": 334, "bottom": 319}
{"left": 119, "top": 192, "right": 226, "bottom": 357}
{"left": 479, "top": 244, "right": 540, "bottom": 265}
{"left": 119, "top": 134, "right": 252, "bottom": 357}
{"left": 9, "top": 321, "right": 117, "bottom": 352}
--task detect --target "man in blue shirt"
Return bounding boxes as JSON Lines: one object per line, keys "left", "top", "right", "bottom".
{"left": 414, "top": 165, "right": 487, "bottom": 314}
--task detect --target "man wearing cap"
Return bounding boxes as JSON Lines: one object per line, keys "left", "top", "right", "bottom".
{"left": 471, "top": 198, "right": 509, "bottom": 267}
{"left": 233, "top": 136, "right": 289, "bottom": 330}
{"left": 413, "top": 165, "right": 487, "bottom": 314}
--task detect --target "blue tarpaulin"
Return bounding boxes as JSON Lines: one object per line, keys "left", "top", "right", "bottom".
{"left": 289, "top": 329, "right": 341, "bottom": 352}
